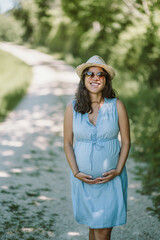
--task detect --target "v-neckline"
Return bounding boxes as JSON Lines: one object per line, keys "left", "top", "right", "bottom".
{"left": 87, "top": 98, "right": 107, "bottom": 127}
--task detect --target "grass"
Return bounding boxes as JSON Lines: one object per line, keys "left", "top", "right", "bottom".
{"left": 0, "top": 49, "right": 32, "bottom": 121}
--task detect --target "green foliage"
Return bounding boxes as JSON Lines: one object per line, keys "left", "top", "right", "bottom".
{"left": 0, "top": 50, "right": 32, "bottom": 121}
{"left": 61, "top": 0, "right": 131, "bottom": 31}
{"left": 13, "top": 3, "right": 33, "bottom": 41}
{"left": 48, "top": 20, "right": 81, "bottom": 61}
{"left": 129, "top": 89, "right": 159, "bottom": 164}
{"left": 58, "top": 0, "right": 160, "bottom": 90}
{"left": 34, "top": 0, "right": 52, "bottom": 45}
{"left": 0, "top": 14, "right": 24, "bottom": 42}
{"left": 116, "top": 11, "right": 160, "bottom": 87}
{"left": 121, "top": 87, "right": 160, "bottom": 219}
{"left": 60, "top": 0, "right": 132, "bottom": 61}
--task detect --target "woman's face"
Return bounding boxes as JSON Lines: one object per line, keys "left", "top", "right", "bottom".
{"left": 84, "top": 66, "right": 106, "bottom": 94}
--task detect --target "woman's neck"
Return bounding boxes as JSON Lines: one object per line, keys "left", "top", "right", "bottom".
{"left": 90, "top": 94, "right": 103, "bottom": 103}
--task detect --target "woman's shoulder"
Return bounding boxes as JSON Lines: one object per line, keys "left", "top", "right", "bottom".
{"left": 65, "top": 99, "right": 77, "bottom": 112}
{"left": 65, "top": 101, "right": 73, "bottom": 115}
{"left": 115, "top": 98, "right": 128, "bottom": 115}
{"left": 106, "top": 98, "right": 126, "bottom": 111}
{"left": 116, "top": 98, "right": 125, "bottom": 107}
{"left": 106, "top": 97, "right": 119, "bottom": 103}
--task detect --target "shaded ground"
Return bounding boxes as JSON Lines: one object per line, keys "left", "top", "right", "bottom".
{"left": 0, "top": 42, "right": 159, "bottom": 240}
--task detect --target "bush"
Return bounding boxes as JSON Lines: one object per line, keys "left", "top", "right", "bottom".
{"left": 122, "top": 87, "right": 160, "bottom": 219}
{"left": 0, "top": 50, "right": 32, "bottom": 121}
{"left": 0, "top": 14, "right": 24, "bottom": 43}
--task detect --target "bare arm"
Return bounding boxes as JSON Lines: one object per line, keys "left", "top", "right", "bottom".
{"left": 63, "top": 102, "right": 79, "bottom": 175}
{"left": 63, "top": 102, "right": 99, "bottom": 184}
{"left": 96, "top": 99, "right": 131, "bottom": 183}
{"left": 116, "top": 99, "right": 131, "bottom": 174}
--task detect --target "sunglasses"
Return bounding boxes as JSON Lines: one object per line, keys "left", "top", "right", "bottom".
{"left": 84, "top": 71, "right": 107, "bottom": 78}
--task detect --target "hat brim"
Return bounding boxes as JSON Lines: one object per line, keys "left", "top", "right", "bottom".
{"left": 76, "top": 63, "right": 115, "bottom": 80}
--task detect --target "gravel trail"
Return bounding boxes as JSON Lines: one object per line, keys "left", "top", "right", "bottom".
{"left": 0, "top": 42, "right": 159, "bottom": 240}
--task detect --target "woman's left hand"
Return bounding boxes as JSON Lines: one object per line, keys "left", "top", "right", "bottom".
{"left": 95, "top": 169, "right": 120, "bottom": 184}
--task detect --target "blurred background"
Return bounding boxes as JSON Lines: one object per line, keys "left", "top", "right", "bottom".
{"left": 0, "top": 0, "right": 160, "bottom": 219}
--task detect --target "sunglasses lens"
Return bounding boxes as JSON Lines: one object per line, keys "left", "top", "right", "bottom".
{"left": 86, "top": 71, "right": 93, "bottom": 77}
{"left": 97, "top": 72, "right": 106, "bottom": 77}
{"left": 85, "top": 71, "right": 106, "bottom": 78}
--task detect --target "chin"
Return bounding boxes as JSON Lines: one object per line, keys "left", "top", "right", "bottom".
{"left": 89, "top": 89, "right": 103, "bottom": 94}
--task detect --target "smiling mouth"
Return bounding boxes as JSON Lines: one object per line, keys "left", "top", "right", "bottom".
{"left": 90, "top": 82, "right": 100, "bottom": 86}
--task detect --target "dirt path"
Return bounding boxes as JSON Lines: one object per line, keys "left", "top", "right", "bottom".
{"left": 0, "top": 42, "right": 159, "bottom": 240}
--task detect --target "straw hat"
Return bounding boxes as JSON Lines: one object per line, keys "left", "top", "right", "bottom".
{"left": 76, "top": 55, "right": 115, "bottom": 80}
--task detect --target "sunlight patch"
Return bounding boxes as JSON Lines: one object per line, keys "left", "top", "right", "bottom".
{"left": 0, "top": 171, "right": 10, "bottom": 177}
{"left": 129, "top": 196, "right": 135, "bottom": 201}
{"left": 23, "top": 154, "right": 31, "bottom": 159}
{"left": 11, "top": 168, "right": 22, "bottom": 173}
{"left": 1, "top": 150, "right": 14, "bottom": 156}
{"left": 54, "top": 141, "right": 63, "bottom": 147}
{"left": 35, "top": 119, "right": 53, "bottom": 127}
{"left": 129, "top": 183, "right": 140, "bottom": 189}
{"left": 68, "top": 232, "right": 80, "bottom": 236}
{"left": 21, "top": 228, "right": 34, "bottom": 232}
{"left": 1, "top": 140, "right": 23, "bottom": 147}
{"left": 47, "top": 231, "right": 54, "bottom": 237}
{"left": 93, "top": 209, "right": 104, "bottom": 218}
{"left": 1, "top": 185, "right": 8, "bottom": 189}
{"left": 37, "top": 195, "right": 53, "bottom": 201}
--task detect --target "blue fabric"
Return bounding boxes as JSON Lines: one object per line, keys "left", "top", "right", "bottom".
{"left": 70, "top": 98, "right": 128, "bottom": 229}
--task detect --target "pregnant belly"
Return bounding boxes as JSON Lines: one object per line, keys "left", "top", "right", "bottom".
{"left": 74, "top": 143, "right": 120, "bottom": 179}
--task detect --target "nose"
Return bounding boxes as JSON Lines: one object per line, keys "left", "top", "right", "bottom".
{"left": 92, "top": 73, "right": 99, "bottom": 80}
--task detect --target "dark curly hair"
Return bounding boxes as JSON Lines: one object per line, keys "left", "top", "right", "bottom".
{"left": 74, "top": 67, "right": 117, "bottom": 114}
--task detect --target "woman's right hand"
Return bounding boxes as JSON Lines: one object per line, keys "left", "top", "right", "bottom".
{"left": 75, "top": 172, "right": 100, "bottom": 184}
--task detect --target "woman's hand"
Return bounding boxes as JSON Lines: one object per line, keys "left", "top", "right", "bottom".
{"left": 75, "top": 172, "right": 101, "bottom": 184}
{"left": 95, "top": 169, "right": 120, "bottom": 184}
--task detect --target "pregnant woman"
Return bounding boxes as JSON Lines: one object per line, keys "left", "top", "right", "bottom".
{"left": 63, "top": 55, "right": 131, "bottom": 240}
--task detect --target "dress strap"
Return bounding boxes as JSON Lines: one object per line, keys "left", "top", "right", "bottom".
{"left": 114, "top": 98, "right": 119, "bottom": 120}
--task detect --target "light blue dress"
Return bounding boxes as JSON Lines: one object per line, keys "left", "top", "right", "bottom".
{"left": 70, "top": 98, "right": 128, "bottom": 229}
